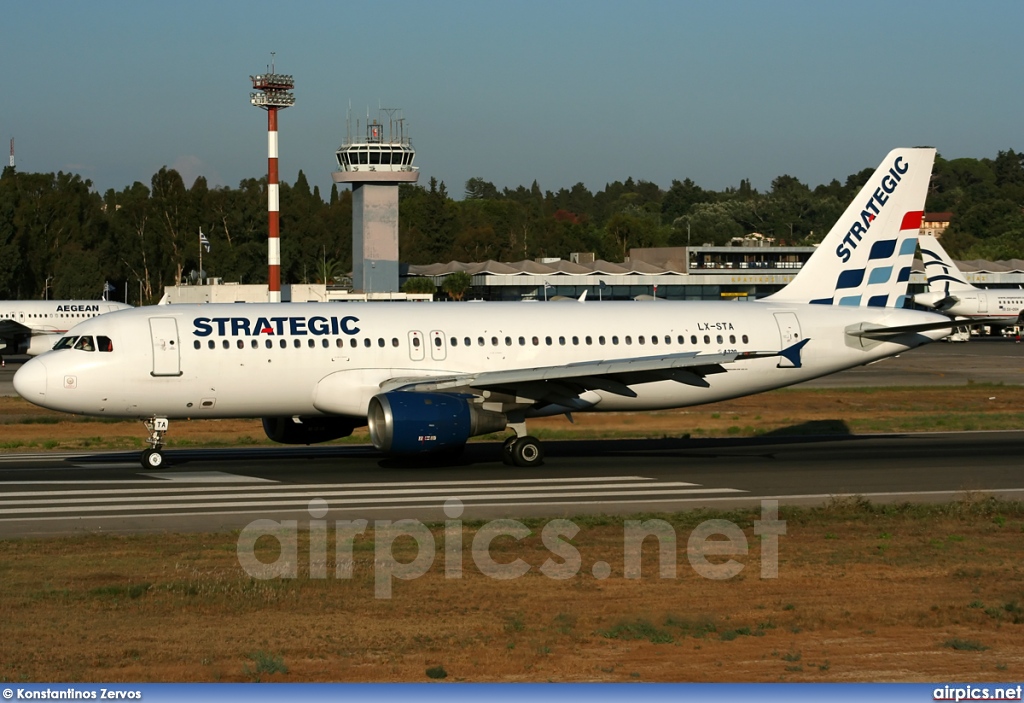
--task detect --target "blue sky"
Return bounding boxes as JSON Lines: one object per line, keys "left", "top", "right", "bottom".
{"left": 3, "top": 1, "right": 1022, "bottom": 199}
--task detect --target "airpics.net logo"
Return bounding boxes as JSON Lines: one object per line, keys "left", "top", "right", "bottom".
{"left": 236, "top": 499, "right": 786, "bottom": 599}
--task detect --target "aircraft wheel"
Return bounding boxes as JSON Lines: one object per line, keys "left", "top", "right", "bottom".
{"left": 501, "top": 436, "right": 517, "bottom": 465}
{"left": 141, "top": 448, "right": 166, "bottom": 470}
{"left": 511, "top": 436, "right": 544, "bottom": 468}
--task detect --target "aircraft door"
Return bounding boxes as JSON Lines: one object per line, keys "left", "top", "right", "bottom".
{"left": 430, "top": 330, "right": 447, "bottom": 361}
{"left": 978, "top": 292, "right": 989, "bottom": 313}
{"left": 149, "top": 317, "right": 182, "bottom": 377}
{"left": 408, "top": 330, "right": 425, "bottom": 361}
{"left": 773, "top": 312, "right": 802, "bottom": 368}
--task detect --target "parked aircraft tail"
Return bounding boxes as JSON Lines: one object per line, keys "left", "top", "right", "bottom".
{"left": 918, "top": 234, "right": 975, "bottom": 295}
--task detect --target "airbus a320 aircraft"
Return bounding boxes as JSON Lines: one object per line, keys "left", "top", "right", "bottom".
{"left": 913, "top": 234, "right": 1024, "bottom": 327}
{"left": 0, "top": 300, "right": 131, "bottom": 363}
{"left": 15, "top": 148, "right": 968, "bottom": 470}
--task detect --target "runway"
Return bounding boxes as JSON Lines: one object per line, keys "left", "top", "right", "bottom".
{"left": 1, "top": 431, "right": 1022, "bottom": 536}
{"left": 2, "top": 339, "right": 1023, "bottom": 536}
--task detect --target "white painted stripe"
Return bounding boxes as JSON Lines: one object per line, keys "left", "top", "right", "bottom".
{"left": 268, "top": 236, "right": 280, "bottom": 265}
{"left": 6, "top": 488, "right": 1024, "bottom": 524}
{"left": 267, "top": 131, "right": 278, "bottom": 159}
{"left": 0, "top": 488, "right": 745, "bottom": 515}
{"left": 139, "top": 471, "right": 276, "bottom": 483}
{"left": 0, "top": 482, "right": 703, "bottom": 505}
{"left": 268, "top": 183, "right": 279, "bottom": 211}
{"left": 1, "top": 475, "right": 653, "bottom": 495}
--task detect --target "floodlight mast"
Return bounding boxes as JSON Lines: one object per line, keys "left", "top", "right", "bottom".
{"left": 250, "top": 57, "right": 295, "bottom": 303}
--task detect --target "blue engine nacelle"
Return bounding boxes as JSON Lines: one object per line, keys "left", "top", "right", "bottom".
{"left": 367, "top": 392, "right": 507, "bottom": 455}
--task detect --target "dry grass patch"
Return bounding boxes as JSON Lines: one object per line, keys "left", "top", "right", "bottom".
{"left": 1, "top": 499, "right": 1023, "bottom": 682}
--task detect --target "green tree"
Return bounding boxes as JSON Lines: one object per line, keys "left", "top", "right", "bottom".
{"left": 441, "top": 270, "right": 472, "bottom": 300}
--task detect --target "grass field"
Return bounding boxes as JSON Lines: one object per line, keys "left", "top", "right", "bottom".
{"left": 1, "top": 498, "right": 1022, "bottom": 682}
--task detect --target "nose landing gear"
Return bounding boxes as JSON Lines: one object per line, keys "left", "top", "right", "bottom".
{"left": 141, "top": 417, "right": 169, "bottom": 469}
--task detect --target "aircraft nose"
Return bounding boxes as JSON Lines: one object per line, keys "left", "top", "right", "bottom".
{"left": 13, "top": 357, "right": 47, "bottom": 401}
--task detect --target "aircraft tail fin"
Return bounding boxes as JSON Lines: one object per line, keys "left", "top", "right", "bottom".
{"left": 918, "top": 234, "right": 975, "bottom": 295}
{"left": 767, "top": 148, "right": 936, "bottom": 308}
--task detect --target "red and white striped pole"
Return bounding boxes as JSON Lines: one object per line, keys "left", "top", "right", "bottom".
{"left": 250, "top": 64, "right": 294, "bottom": 303}
{"left": 267, "top": 106, "right": 281, "bottom": 303}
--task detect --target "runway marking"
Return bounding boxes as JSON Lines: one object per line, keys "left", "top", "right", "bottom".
{"left": 140, "top": 471, "right": 278, "bottom": 483}
{"left": 0, "top": 481, "right": 704, "bottom": 504}
{"left": 0, "top": 487, "right": 746, "bottom": 517}
{"left": 0, "top": 475, "right": 658, "bottom": 493}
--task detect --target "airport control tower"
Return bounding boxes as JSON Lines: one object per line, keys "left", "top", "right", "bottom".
{"left": 333, "top": 108, "right": 419, "bottom": 293}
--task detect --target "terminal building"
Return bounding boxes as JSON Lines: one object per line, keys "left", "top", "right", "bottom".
{"left": 404, "top": 243, "right": 1024, "bottom": 302}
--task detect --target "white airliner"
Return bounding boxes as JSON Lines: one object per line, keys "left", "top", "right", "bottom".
{"left": 0, "top": 300, "right": 132, "bottom": 361}
{"left": 913, "top": 235, "right": 1024, "bottom": 325}
{"left": 14, "top": 148, "right": 970, "bottom": 470}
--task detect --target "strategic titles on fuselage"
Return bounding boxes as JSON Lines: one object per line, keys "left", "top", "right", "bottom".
{"left": 55, "top": 305, "right": 100, "bottom": 312}
{"left": 835, "top": 156, "right": 909, "bottom": 263}
{"left": 193, "top": 315, "right": 361, "bottom": 337}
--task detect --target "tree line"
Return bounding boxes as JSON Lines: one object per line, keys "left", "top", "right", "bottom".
{"left": 1, "top": 149, "right": 1021, "bottom": 302}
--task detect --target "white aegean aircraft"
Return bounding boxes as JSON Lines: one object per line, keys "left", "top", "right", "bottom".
{"left": 0, "top": 300, "right": 132, "bottom": 361}
{"left": 14, "top": 148, "right": 970, "bottom": 470}
{"left": 913, "top": 234, "right": 1024, "bottom": 326}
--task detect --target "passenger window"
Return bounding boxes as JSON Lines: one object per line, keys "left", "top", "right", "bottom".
{"left": 350, "top": 338, "right": 357, "bottom": 348}
{"left": 651, "top": 335, "right": 658, "bottom": 345}
{"left": 504, "top": 336, "right": 512, "bottom": 346}
{"left": 704, "top": 335, "right": 710, "bottom": 344}
{"left": 638, "top": 336, "right": 645, "bottom": 345}
{"left": 412, "top": 337, "right": 421, "bottom": 348}
{"left": 742, "top": 334, "right": 749, "bottom": 344}
{"left": 691, "top": 335, "right": 697, "bottom": 344}
{"left": 336, "top": 339, "right": 343, "bottom": 348}
{"left": 572, "top": 336, "right": 579, "bottom": 345}
{"left": 378, "top": 338, "right": 385, "bottom": 347}
{"left": 518, "top": 336, "right": 525, "bottom": 346}
{"left": 237, "top": 340, "right": 244, "bottom": 349}
{"left": 558, "top": 336, "right": 566, "bottom": 345}
{"left": 729, "top": 334, "right": 736, "bottom": 344}
{"left": 599, "top": 336, "right": 605, "bottom": 345}
{"left": 491, "top": 337, "right": 499, "bottom": 346}
{"left": 432, "top": 337, "right": 440, "bottom": 347}
{"left": 450, "top": 337, "right": 458, "bottom": 347}
{"left": 222, "top": 340, "right": 230, "bottom": 349}
{"left": 612, "top": 336, "right": 619, "bottom": 345}
{"left": 677, "top": 335, "right": 684, "bottom": 344}
{"left": 194, "top": 340, "right": 201, "bottom": 350}
{"left": 716, "top": 335, "right": 723, "bottom": 344}
{"left": 294, "top": 339, "right": 301, "bottom": 348}
{"left": 280, "top": 339, "right": 287, "bottom": 348}
{"left": 464, "top": 337, "right": 471, "bottom": 346}
{"left": 478, "top": 337, "right": 485, "bottom": 346}
{"left": 585, "top": 336, "right": 592, "bottom": 345}
{"left": 625, "top": 336, "right": 632, "bottom": 345}
{"left": 364, "top": 339, "right": 371, "bottom": 348}
{"left": 545, "top": 336, "right": 552, "bottom": 345}
{"left": 665, "top": 335, "right": 671, "bottom": 345}
{"left": 394, "top": 338, "right": 400, "bottom": 347}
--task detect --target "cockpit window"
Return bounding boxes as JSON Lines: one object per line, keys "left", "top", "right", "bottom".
{"left": 53, "top": 336, "right": 78, "bottom": 350}
{"left": 96, "top": 335, "right": 113, "bottom": 352}
{"left": 73, "top": 336, "right": 95, "bottom": 352}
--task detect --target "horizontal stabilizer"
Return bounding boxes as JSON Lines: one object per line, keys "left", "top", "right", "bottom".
{"left": 846, "top": 317, "right": 1006, "bottom": 341}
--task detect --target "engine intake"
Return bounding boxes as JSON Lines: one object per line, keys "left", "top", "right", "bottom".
{"left": 367, "top": 392, "right": 506, "bottom": 455}
{"left": 262, "top": 415, "right": 363, "bottom": 445}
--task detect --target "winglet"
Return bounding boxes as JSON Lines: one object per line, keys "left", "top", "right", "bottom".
{"left": 778, "top": 338, "right": 810, "bottom": 368}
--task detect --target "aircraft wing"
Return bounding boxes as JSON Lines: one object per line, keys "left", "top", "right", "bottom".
{"left": 380, "top": 341, "right": 808, "bottom": 404}
{"left": 0, "top": 319, "right": 32, "bottom": 351}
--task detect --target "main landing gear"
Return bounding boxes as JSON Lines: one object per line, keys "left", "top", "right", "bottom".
{"left": 141, "top": 417, "right": 169, "bottom": 470}
{"left": 501, "top": 420, "right": 544, "bottom": 468}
